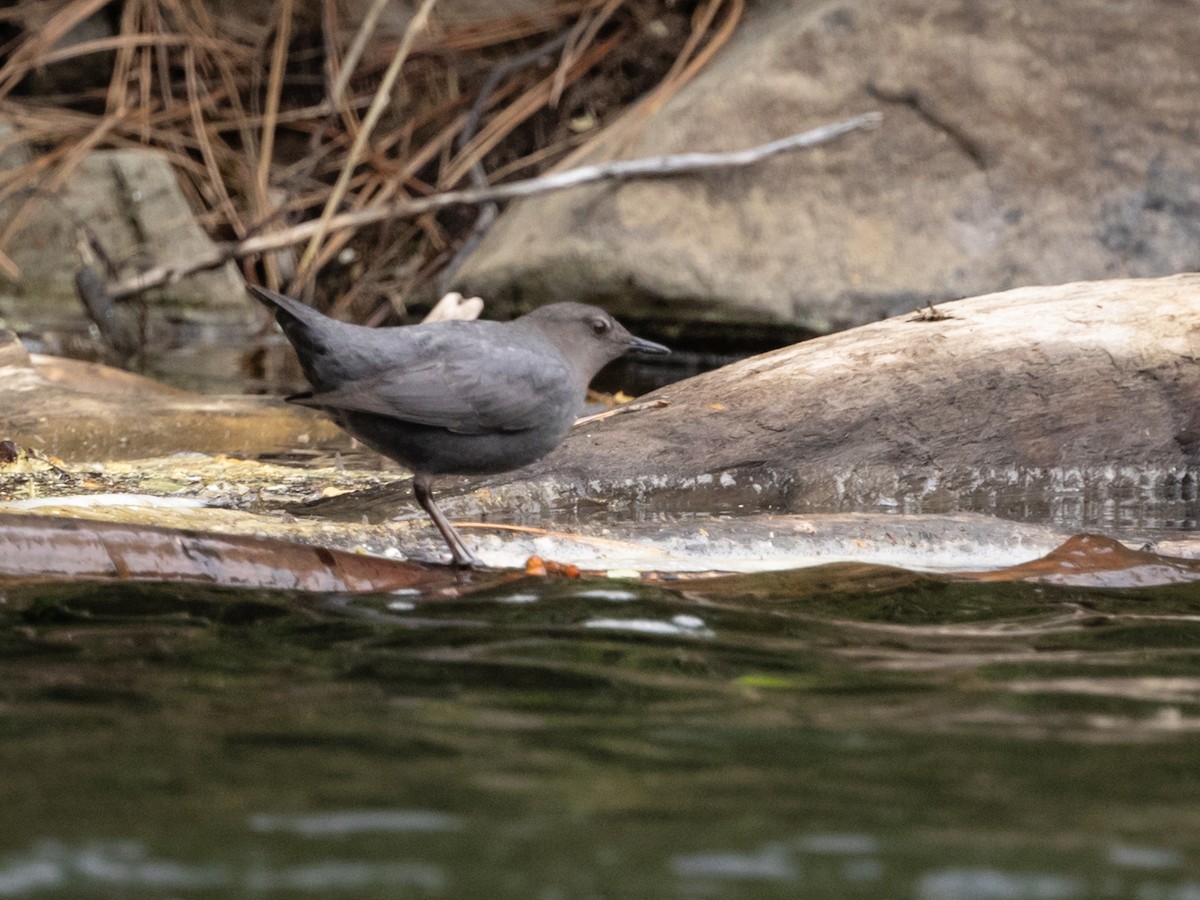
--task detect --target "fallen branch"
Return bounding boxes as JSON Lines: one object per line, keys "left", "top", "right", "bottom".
{"left": 109, "top": 112, "right": 881, "bottom": 299}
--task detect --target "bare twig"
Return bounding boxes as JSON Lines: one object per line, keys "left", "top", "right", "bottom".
{"left": 108, "top": 113, "right": 881, "bottom": 299}
{"left": 330, "top": 0, "right": 392, "bottom": 106}
{"left": 184, "top": 46, "right": 243, "bottom": 236}
{"left": 575, "top": 397, "right": 670, "bottom": 426}
{"left": 74, "top": 229, "right": 138, "bottom": 361}
{"left": 314, "top": 112, "right": 882, "bottom": 240}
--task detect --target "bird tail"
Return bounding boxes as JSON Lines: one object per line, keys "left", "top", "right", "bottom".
{"left": 248, "top": 284, "right": 348, "bottom": 391}
{"left": 247, "top": 284, "right": 328, "bottom": 331}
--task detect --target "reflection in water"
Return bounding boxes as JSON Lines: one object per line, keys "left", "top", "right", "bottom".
{"left": 916, "top": 869, "right": 1085, "bottom": 900}
{"left": 0, "top": 840, "right": 446, "bottom": 894}
{"left": 0, "top": 841, "right": 228, "bottom": 893}
{"left": 1105, "top": 843, "right": 1184, "bottom": 871}
{"left": 672, "top": 844, "right": 800, "bottom": 881}
{"left": 247, "top": 810, "right": 463, "bottom": 836}
{"left": 243, "top": 861, "right": 445, "bottom": 892}
{"left": 1, "top": 573, "right": 1200, "bottom": 898}
{"left": 582, "top": 615, "right": 714, "bottom": 637}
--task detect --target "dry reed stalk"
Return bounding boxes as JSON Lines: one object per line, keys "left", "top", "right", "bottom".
{"left": 292, "top": 102, "right": 473, "bottom": 286}
{"left": 136, "top": 6, "right": 156, "bottom": 137}
{"left": 183, "top": 46, "right": 244, "bottom": 236}
{"left": 0, "top": 0, "right": 113, "bottom": 98}
{"left": 293, "top": 0, "right": 440, "bottom": 290}
{"left": 147, "top": 1, "right": 174, "bottom": 113}
{"left": 0, "top": 248, "right": 18, "bottom": 281}
{"left": 652, "top": 0, "right": 743, "bottom": 114}
{"left": 254, "top": 0, "right": 294, "bottom": 289}
{"left": 487, "top": 135, "right": 587, "bottom": 182}
{"left": 184, "top": 0, "right": 260, "bottom": 170}
{"left": 330, "top": 0, "right": 392, "bottom": 107}
{"left": 305, "top": 106, "right": 476, "bottom": 278}
{"left": 551, "top": 0, "right": 622, "bottom": 106}
{"left": 663, "top": 0, "right": 726, "bottom": 87}
{"left": 0, "top": 0, "right": 744, "bottom": 315}
{"left": 33, "top": 32, "right": 237, "bottom": 68}
{"left": 0, "top": 246, "right": 16, "bottom": 281}
{"left": 207, "top": 95, "right": 373, "bottom": 132}
{"left": 442, "top": 32, "right": 622, "bottom": 188}
{"left": 437, "top": 1, "right": 605, "bottom": 52}
{"left": 375, "top": 86, "right": 479, "bottom": 162}
{"left": 319, "top": 0, "right": 360, "bottom": 136}
{"left": 146, "top": 2, "right": 194, "bottom": 205}
{"left": 106, "top": 0, "right": 142, "bottom": 119}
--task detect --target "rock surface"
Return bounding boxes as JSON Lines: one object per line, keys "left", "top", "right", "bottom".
{"left": 0, "top": 143, "right": 249, "bottom": 334}
{"left": 0, "top": 329, "right": 349, "bottom": 461}
{"left": 454, "top": 0, "right": 1200, "bottom": 333}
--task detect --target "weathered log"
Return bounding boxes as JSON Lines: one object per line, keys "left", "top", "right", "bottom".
{"left": 5, "top": 275, "right": 1199, "bottom": 532}
{"left": 380, "top": 275, "right": 1200, "bottom": 526}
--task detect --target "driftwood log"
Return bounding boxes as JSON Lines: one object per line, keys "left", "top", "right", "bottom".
{"left": 358, "top": 274, "right": 1200, "bottom": 528}
{"left": 3, "top": 275, "right": 1199, "bottom": 532}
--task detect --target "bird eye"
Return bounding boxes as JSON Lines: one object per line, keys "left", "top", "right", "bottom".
{"left": 591, "top": 318, "right": 610, "bottom": 335}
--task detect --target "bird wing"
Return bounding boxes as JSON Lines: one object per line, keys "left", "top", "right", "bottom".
{"left": 290, "top": 344, "right": 577, "bottom": 435}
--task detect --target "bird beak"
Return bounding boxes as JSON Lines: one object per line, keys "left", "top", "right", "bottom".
{"left": 626, "top": 335, "right": 670, "bottom": 356}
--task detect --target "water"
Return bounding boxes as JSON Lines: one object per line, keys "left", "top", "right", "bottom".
{"left": 1, "top": 570, "right": 1199, "bottom": 898}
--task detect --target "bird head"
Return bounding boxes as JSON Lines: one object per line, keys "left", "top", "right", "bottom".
{"left": 522, "top": 302, "right": 669, "bottom": 380}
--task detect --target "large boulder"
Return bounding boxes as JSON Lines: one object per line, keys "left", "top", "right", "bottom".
{"left": 0, "top": 143, "right": 249, "bottom": 335}
{"left": 453, "top": 0, "right": 1200, "bottom": 334}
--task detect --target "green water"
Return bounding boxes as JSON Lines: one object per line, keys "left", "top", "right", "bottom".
{"left": 1, "top": 568, "right": 1198, "bottom": 898}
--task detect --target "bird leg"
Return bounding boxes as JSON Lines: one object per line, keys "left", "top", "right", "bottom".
{"left": 412, "top": 475, "right": 480, "bottom": 568}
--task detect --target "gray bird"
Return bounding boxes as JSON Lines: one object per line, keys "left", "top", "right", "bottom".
{"left": 250, "top": 285, "right": 669, "bottom": 567}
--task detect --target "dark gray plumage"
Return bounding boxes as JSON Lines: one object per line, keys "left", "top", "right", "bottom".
{"left": 250, "top": 285, "right": 669, "bottom": 566}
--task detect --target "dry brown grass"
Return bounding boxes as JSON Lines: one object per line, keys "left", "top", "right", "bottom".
{"left": 0, "top": 0, "right": 743, "bottom": 319}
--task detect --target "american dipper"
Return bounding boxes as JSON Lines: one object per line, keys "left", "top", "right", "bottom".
{"left": 250, "top": 285, "right": 669, "bottom": 566}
